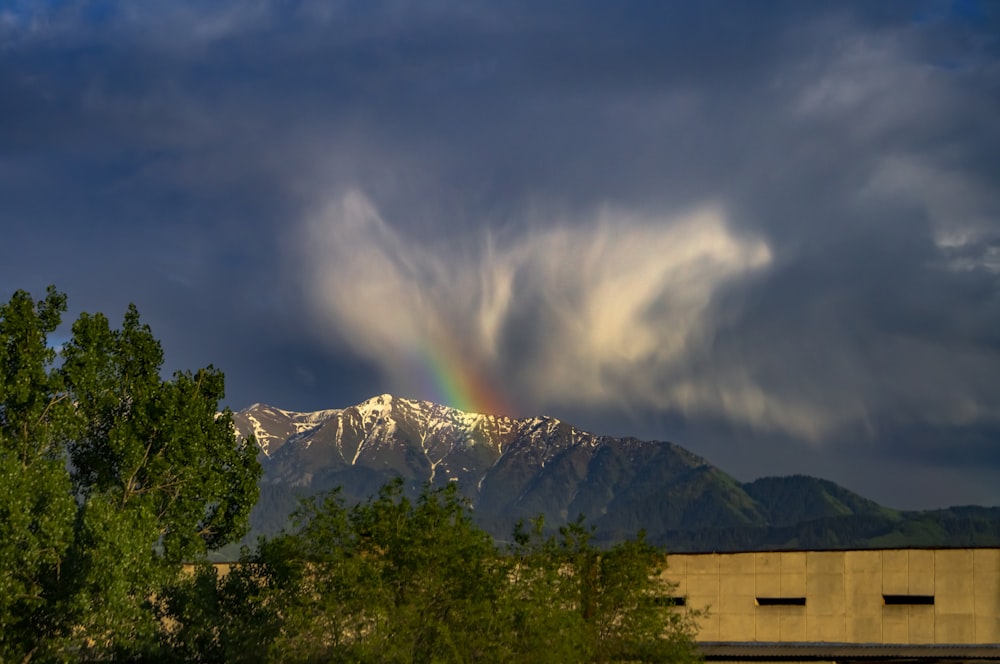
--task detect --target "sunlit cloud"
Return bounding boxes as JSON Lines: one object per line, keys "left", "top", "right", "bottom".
{"left": 295, "top": 190, "right": 798, "bottom": 432}
{"left": 296, "top": 191, "right": 1000, "bottom": 444}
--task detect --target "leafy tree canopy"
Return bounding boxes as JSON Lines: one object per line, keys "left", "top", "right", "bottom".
{"left": 0, "top": 286, "right": 261, "bottom": 661}
{"left": 0, "top": 286, "right": 699, "bottom": 661}
{"left": 165, "top": 479, "right": 702, "bottom": 663}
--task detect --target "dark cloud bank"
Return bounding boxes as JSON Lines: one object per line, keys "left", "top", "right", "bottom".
{"left": 1, "top": 1, "right": 999, "bottom": 508}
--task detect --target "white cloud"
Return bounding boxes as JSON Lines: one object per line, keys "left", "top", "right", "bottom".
{"left": 296, "top": 190, "right": 831, "bottom": 434}
{"left": 297, "top": 191, "right": 999, "bottom": 444}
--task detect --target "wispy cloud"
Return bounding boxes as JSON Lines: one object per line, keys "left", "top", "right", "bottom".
{"left": 295, "top": 190, "right": 802, "bottom": 432}
{"left": 4, "top": 0, "right": 1000, "bottom": 505}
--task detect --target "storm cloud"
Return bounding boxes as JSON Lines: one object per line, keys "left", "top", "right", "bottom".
{"left": 1, "top": 0, "right": 998, "bottom": 507}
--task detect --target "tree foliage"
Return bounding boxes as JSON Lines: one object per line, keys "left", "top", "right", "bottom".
{"left": 165, "top": 479, "right": 702, "bottom": 663}
{"left": 506, "top": 516, "right": 700, "bottom": 663}
{"left": 0, "top": 287, "right": 261, "bottom": 661}
{"left": 0, "top": 286, "right": 699, "bottom": 661}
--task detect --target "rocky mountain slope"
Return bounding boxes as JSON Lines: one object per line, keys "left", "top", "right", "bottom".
{"left": 232, "top": 394, "right": 1000, "bottom": 551}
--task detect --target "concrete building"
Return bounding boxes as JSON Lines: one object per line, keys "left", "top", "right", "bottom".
{"left": 662, "top": 548, "right": 1000, "bottom": 662}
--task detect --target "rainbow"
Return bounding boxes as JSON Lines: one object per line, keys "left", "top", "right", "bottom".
{"left": 411, "top": 341, "right": 511, "bottom": 417}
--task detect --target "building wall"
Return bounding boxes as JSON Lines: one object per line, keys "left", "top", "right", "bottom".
{"left": 662, "top": 549, "right": 1000, "bottom": 644}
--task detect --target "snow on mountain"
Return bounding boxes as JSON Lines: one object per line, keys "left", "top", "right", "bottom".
{"left": 232, "top": 395, "right": 1000, "bottom": 552}
{"left": 232, "top": 393, "right": 732, "bottom": 542}
{"left": 234, "top": 394, "right": 534, "bottom": 486}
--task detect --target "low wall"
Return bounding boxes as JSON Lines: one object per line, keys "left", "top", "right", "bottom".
{"left": 662, "top": 548, "right": 1000, "bottom": 645}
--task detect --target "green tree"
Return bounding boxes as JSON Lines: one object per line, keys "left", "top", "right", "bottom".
{"left": 507, "top": 516, "right": 701, "bottom": 662}
{"left": 0, "top": 287, "right": 261, "bottom": 661}
{"left": 184, "top": 479, "right": 700, "bottom": 663}
{"left": 0, "top": 287, "right": 77, "bottom": 661}
{"left": 252, "top": 479, "right": 507, "bottom": 663}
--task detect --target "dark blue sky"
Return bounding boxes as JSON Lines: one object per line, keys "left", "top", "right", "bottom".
{"left": 2, "top": 1, "right": 999, "bottom": 509}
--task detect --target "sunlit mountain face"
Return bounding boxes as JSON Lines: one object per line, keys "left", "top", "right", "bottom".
{"left": 232, "top": 395, "right": 1000, "bottom": 552}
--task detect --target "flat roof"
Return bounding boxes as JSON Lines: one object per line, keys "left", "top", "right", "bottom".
{"left": 668, "top": 546, "right": 1000, "bottom": 555}
{"left": 699, "top": 642, "right": 1000, "bottom": 661}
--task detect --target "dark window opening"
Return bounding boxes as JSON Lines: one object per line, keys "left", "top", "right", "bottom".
{"left": 756, "top": 597, "right": 806, "bottom": 606}
{"left": 650, "top": 596, "right": 686, "bottom": 607}
{"left": 883, "top": 594, "right": 934, "bottom": 605}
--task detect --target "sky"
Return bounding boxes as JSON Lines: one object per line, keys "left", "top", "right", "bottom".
{"left": 2, "top": 0, "right": 999, "bottom": 510}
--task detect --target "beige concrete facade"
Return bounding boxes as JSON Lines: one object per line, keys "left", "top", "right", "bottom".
{"left": 663, "top": 548, "right": 1000, "bottom": 644}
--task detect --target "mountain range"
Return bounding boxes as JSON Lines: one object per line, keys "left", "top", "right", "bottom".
{"left": 232, "top": 394, "right": 1000, "bottom": 552}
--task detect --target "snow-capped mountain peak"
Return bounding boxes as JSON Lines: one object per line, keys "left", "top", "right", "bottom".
{"left": 231, "top": 394, "right": 706, "bottom": 523}
{"left": 230, "top": 395, "right": 993, "bottom": 552}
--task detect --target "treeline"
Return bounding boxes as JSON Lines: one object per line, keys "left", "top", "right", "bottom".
{"left": 164, "top": 480, "right": 701, "bottom": 663}
{"left": 0, "top": 287, "right": 699, "bottom": 662}
{"left": 644, "top": 512, "right": 1000, "bottom": 552}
